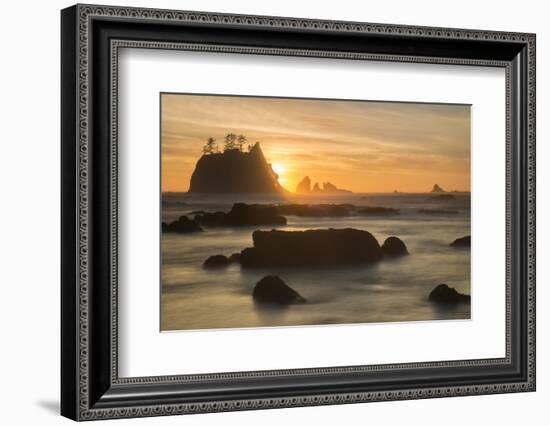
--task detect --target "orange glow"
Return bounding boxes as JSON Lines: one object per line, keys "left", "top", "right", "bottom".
{"left": 161, "top": 94, "right": 470, "bottom": 193}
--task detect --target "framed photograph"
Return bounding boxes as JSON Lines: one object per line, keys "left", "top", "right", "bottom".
{"left": 61, "top": 4, "right": 536, "bottom": 421}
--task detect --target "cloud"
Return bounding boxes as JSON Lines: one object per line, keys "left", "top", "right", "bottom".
{"left": 161, "top": 94, "right": 470, "bottom": 192}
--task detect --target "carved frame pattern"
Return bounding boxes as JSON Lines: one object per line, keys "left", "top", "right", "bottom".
{"left": 61, "top": 4, "right": 536, "bottom": 421}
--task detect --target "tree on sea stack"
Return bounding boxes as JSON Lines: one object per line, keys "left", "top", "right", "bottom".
{"left": 237, "top": 134, "right": 247, "bottom": 151}
{"left": 223, "top": 133, "right": 237, "bottom": 151}
{"left": 202, "top": 137, "right": 218, "bottom": 155}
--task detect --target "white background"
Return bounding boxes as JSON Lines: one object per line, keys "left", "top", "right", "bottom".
{"left": 0, "top": 0, "right": 547, "bottom": 425}
{"left": 119, "top": 50, "right": 506, "bottom": 377}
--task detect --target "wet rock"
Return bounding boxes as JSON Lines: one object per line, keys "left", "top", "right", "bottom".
{"left": 203, "top": 255, "right": 230, "bottom": 269}
{"left": 450, "top": 235, "right": 471, "bottom": 248}
{"left": 162, "top": 216, "right": 203, "bottom": 233}
{"left": 195, "top": 203, "right": 286, "bottom": 227}
{"left": 228, "top": 253, "right": 241, "bottom": 263}
{"left": 252, "top": 276, "right": 306, "bottom": 305}
{"left": 382, "top": 236, "right": 408, "bottom": 257}
{"left": 240, "top": 228, "right": 383, "bottom": 268}
{"left": 429, "top": 284, "right": 470, "bottom": 304}
{"left": 357, "top": 206, "right": 400, "bottom": 215}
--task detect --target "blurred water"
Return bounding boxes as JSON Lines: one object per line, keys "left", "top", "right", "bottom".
{"left": 161, "top": 193, "right": 470, "bottom": 331}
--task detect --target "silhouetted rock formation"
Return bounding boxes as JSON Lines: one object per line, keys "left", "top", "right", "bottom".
{"left": 240, "top": 228, "right": 383, "bottom": 268}
{"left": 429, "top": 194, "right": 456, "bottom": 200}
{"left": 195, "top": 203, "right": 287, "bottom": 227}
{"left": 203, "top": 252, "right": 241, "bottom": 269}
{"left": 276, "top": 204, "right": 351, "bottom": 217}
{"left": 188, "top": 143, "right": 286, "bottom": 194}
{"left": 450, "top": 235, "right": 471, "bottom": 248}
{"left": 323, "top": 182, "right": 351, "bottom": 193}
{"left": 295, "top": 176, "right": 312, "bottom": 194}
{"left": 309, "top": 181, "right": 352, "bottom": 194}
{"left": 252, "top": 276, "right": 306, "bottom": 305}
{"left": 297, "top": 176, "right": 351, "bottom": 194}
{"left": 431, "top": 184, "right": 446, "bottom": 193}
{"left": 162, "top": 216, "right": 203, "bottom": 233}
{"left": 429, "top": 284, "right": 470, "bottom": 304}
{"left": 382, "top": 237, "right": 408, "bottom": 257}
{"left": 203, "top": 255, "right": 230, "bottom": 269}
{"left": 357, "top": 206, "right": 400, "bottom": 215}
{"left": 418, "top": 208, "right": 459, "bottom": 215}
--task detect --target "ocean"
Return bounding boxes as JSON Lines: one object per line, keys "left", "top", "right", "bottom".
{"left": 161, "top": 192, "right": 471, "bottom": 331}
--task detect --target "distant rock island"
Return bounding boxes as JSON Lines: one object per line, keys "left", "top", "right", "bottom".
{"left": 188, "top": 141, "right": 286, "bottom": 194}
{"left": 430, "top": 184, "right": 470, "bottom": 194}
{"left": 295, "top": 176, "right": 352, "bottom": 194}
{"left": 431, "top": 184, "right": 446, "bottom": 193}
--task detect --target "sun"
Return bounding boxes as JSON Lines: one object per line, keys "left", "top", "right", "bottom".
{"left": 271, "top": 162, "right": 286, "bottom": 177}
{"left": 271, "top": 163, "right": 288, "bottom": 186}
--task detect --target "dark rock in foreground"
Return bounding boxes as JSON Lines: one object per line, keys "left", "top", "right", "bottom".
{"left": 429, "top": 284, "right": 470, "bottom": 304}
{"left": 357, "top": 206, "right": 400, "bottom": 215}
{"left": 450, "top": 235, "right": 471, "bottom": 248}
{"left": 252, "top": 276, "right": 306, "bottom": 305}
{"left": 240, "top": 228, "right": 383, "bottom": 268}
{"left": 228, "top": 253, "right": 241, "bottom": 263}
{"left": 203, "top": 255, "right": 230, "bottom": 269}
{"left": 418, "top": 208, "right": 459, "bottom": 215}
{"left": 162, "top": 216, "right": 203, "bottom": 233}
{"left": 382, "top": 236, "right": 408, "bottom": 257}
{"left": 195, "top": 203, "right": 286, "bottom": 227}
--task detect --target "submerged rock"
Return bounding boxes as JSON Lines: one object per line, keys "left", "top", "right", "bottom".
{"left": 203, "top": 255, "right": 230, "bottom": 269}
{"left": 240, "top": 228, "right": 383, "bottom": 268}
{"left": 450, "top": 235, "right": 471, "bottom": 248}
{"left": 195, "top": 203, "right": 287, "bottom": 227}
{"left": 162, "top": 216, "right": 203, "bottom": 233}
{"left": 429, "top": 284, "right": 470, "bottom": 304}
{"left": 382, "top": 236, "right": 408, "bottom": 257}
{"left": 252, "top": 276, "right": 306, "bottom": 305}
{"left": 357, "top": 206, "right": 400, "bottom": 215}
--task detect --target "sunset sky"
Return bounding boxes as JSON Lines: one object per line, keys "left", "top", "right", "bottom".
{"left": 161, "top": 94, "right": 470, "bottom": 193}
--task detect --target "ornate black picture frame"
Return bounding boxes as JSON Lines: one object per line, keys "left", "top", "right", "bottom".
{"left": 61, "top": 4, "right": 536, "bottom": 421}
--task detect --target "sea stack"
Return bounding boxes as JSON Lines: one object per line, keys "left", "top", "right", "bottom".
{"left": 301, "top": 178, "right": 352, "bottom": 194}
{"left": 188, "top": 142, "right": 286, "bottom": 194}
{"left": 295, "top": 176, "right": 312, "bottom": 194}
{"left": 431, "top": 184, "right": 446, "bottom": 193}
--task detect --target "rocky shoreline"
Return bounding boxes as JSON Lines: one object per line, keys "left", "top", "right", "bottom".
{"left": 162, "top": 201, "right": 470, "bottom": 310}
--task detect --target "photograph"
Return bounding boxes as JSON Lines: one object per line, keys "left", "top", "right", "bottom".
{"left": 57, "top": 4, "right": 536, "bottom": 420}
{"left": 160, "top": 93, "right": 472, "bottom": 331}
